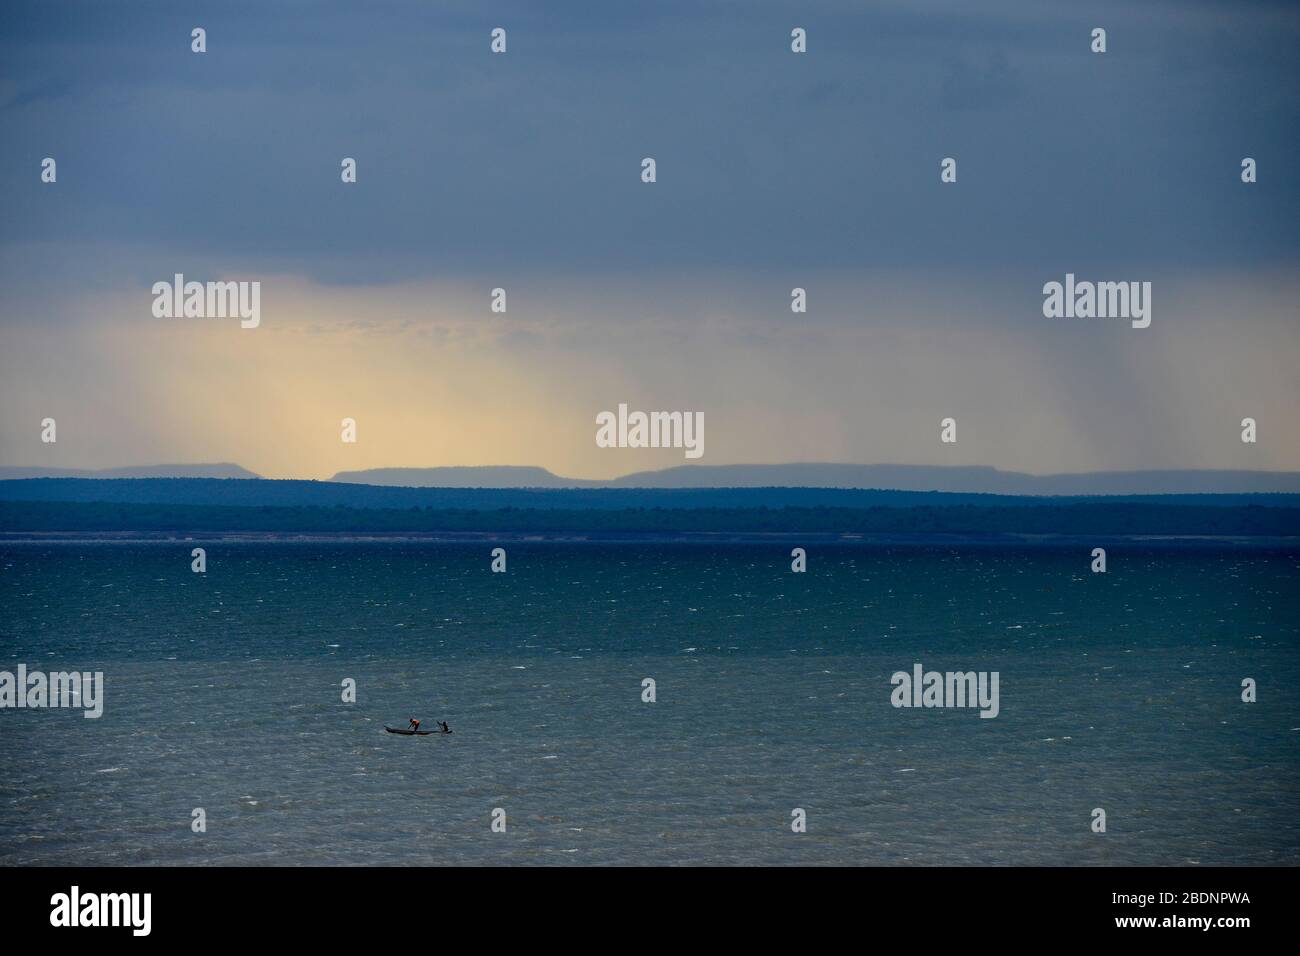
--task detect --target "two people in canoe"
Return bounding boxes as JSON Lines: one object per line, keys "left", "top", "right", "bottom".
{"left": 407, "top": 718, "right": 451, "bottom": 734}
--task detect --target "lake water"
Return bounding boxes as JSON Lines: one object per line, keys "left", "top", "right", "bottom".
{"left": 1, "top": 541, "right": 1297, "bottom": 865}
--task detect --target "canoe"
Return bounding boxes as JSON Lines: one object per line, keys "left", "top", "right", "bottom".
{"left": 385, "top": 726, "right": 438, "bottom": 735}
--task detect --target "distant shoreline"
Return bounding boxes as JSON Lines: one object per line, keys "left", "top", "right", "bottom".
{"left": 3, "top": 530, "right": 1298, "bottom": 549}
{"left": 6, "top": 493, "right": 1298, "bottom": 539}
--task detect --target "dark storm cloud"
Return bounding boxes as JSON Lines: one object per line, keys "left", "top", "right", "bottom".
{"left": 0, "top": 0, "right": 1297, "bottom": 284}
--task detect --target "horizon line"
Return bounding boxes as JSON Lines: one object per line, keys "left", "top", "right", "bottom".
{"left": 7, "top": 460, "right": 1300, "bottom": 479}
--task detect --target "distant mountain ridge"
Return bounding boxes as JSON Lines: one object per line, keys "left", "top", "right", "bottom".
{"left": 331, "top": 463, "right": 1300, "bottom": 495}
{"left": 332, "top": 466, "right": 598, "bottom": 488}
{"left": 3, "top": 462, "right": 1299, "bottom": 495}
{"left": 0, "top": 463, "right": 259, "bottom": 480}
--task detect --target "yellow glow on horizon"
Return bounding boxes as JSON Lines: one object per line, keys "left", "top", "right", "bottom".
{"left": 2, "top": 269, "right": 1298, "bottom": 480}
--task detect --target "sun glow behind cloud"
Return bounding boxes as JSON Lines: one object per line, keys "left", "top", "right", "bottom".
{"left": 1, "top": 263, "right": 1296, "bottom": 479}
{"left": 2, "top": 0, "right": 1297, "bottom": 480}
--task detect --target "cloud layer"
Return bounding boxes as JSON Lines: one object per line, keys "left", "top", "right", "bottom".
{"left": 0, "top": 1, "right": 1296, "bottom": 478}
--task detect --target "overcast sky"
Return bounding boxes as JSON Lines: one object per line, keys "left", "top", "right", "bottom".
{"left": 1, "top": 0, "right": 1297, "bottom": 479}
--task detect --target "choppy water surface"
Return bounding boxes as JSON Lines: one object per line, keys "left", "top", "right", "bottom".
{"left": 1, "top": 542, "right": 1297, "bottom": 865}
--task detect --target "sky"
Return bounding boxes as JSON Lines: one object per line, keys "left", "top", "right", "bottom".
{"left": 1, "top": 0, "right": 1297, "bottom": 480}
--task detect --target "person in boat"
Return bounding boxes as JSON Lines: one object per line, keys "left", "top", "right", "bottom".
{"left": 408, "top": 718, "right": 421, "bottom": 732}
{"left": 439, "top": 721, "right": 451, "bottom": 734}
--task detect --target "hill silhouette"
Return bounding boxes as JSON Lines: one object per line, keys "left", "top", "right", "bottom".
{"left": 0, "top": 463, "right": 258, "bottom": 480}
{"left": 6, "top": 462, "right": 1299, "bottom": 495}
{"left": 329, "top": 463, "right": 1300, "bottom": 495}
